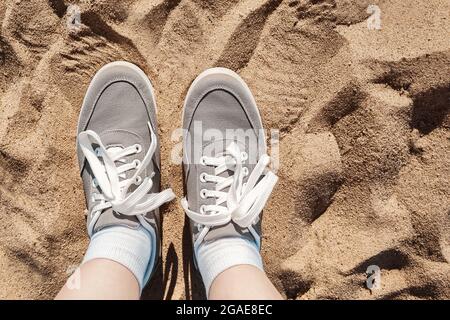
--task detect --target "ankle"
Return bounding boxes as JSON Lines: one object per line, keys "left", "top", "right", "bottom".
{"left": 83, "top": 225, "right": 155, "bottom": 292}
{"left": 196, "top": 237, "right": 264, "bottom": 297}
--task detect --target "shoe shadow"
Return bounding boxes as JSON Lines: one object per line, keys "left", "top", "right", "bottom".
{"left": 181, "top": 163, "right": 207, "bottom": 300}
{"left": 141, "top": 243, "right": 179, "bottom": 300}
{"left": 141, "top": 261, "right": 164, "bottom": 300}
{"left": 182, "top": 214, "right": 206, "bottom": 300}
{"left": 141, "top": 201, "right": 178, "bottom": 300}
{"left": 142, "top": 163, "right": 207, "bottom": 300}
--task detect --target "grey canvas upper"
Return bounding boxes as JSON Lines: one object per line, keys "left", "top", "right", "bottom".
{"left": 76, "top": 61, "right": 174, "bottom": 282}
{"left": 182, "top": 68, "right": 275, "bottom": 256}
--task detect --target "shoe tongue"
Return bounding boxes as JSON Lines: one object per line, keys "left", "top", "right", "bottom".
{"left": 205, "top": 138, "right": 247, "bottom": 206}
{"left": 92, "top": 130, "right": 143, "bottom": 233}
{"left": 202, "top": 139, "right": 255, "bottom": 244}
{"left": 106, "top": 146, "right": 136, "bottom": 182}
{"left": 100, "top": 130, "right": 143, "bottom": 181}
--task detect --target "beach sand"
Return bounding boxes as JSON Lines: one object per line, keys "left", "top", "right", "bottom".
{"left": 0, "top": 0, "right": 449, "bottom": 299}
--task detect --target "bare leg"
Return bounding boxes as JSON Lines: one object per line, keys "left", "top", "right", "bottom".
{"left": 56, "top": 259, "right": 140, "bottom": 300}
{"left": 209, "top": 265, "right": 283, "bottom": 300}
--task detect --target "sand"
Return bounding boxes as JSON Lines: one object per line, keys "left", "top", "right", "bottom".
{"left": 0, "top": 0, "right": 449, "bottom": 299}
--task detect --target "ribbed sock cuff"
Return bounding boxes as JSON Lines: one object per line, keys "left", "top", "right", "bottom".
{"left": 196, "top": 237, "right": 264, "bottom": 297}
{"left": 83, "top": 226, "right": 153, "bottom": 292}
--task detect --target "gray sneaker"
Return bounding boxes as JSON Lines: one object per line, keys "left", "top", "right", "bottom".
{"left": 76, "top": 61, "right": 175, "bottom": 285}
{"left": 181, "top": 68, "right": 278, "bottom": 261}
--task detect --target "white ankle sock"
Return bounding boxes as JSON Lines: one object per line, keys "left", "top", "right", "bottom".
{"left": 83, "top": 225, "right": 154, "bottom": 292}
{"left": 196, "top": 237, "right": 264, "bottom": 296}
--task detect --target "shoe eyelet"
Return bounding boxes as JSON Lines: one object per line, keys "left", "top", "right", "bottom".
{"left": 135, "top": 144, "right": 142, "bottom": 153}
{"left": 200, "top": 172, "right": 207, "bottom": 183}
{"left": 133, "top": 159, "right": 141, "bottom": 168}
{"left": 200, "top": 189, "right": 208, "bottom": 199}
{"left": 135, "top": 176, "right": 142, "bottom": 185}
{"left": 200, "top": 205, "right": 206, "bottom": 214}
{"left": 95, "top": 148, "right": 101, "bottom": 157}
{"left": 243, "top": 167, "right": 249, "bottom": 176}
{"left": 241, "top": 152, "right": 248, "bottom": 161}
{"left": 200, "top": 156, "right": 207, "bottom": 166}
{"left": 92, "top": 178, "right": 98, "bottom": 188}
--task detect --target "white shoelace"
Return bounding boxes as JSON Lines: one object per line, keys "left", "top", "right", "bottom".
{"left": 181, "top": 142, "right": 278, "bottom": 249}
{"left": 78, "top": 123, "right": 176, "bottom": 237}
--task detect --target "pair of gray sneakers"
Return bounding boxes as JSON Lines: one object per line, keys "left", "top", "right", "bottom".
{"left": 77, "top": 62, "right": 278, "bottom": 288}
